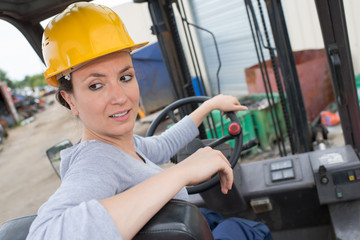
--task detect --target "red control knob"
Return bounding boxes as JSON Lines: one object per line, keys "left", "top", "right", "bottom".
{"left": 228, "top": 122, "right": 241, "bottom": 135}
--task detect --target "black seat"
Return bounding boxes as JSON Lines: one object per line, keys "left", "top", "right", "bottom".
{"left": 134, "top": 200, "right": 214, "bottom": 240}
{"left": 0, "top": 200, "right": 213, "bottom": 240}
{"left": 0, "top": 215, "right": 36, "bottom": 240}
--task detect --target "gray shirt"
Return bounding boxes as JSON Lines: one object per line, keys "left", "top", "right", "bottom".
{"left": 27, "top": 116, "right": 199, "bottom": 240}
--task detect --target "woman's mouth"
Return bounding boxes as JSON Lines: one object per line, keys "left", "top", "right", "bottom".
{"left": 110, "top": 110, "right": 129, "bottom": 118}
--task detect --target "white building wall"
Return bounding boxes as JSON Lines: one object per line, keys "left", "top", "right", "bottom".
{"left": 344, "top": 0, "right": 360, "bottom": 75}
{"left": 187, "top": 0, "right": 272, "bottom": 97}
{"left": 282, "top": 0, "right": 360, "bottom": 75}
{"left": 112, "top": 2, "right": 157, "bottom": 46}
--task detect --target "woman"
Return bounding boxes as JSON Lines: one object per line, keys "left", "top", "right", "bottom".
{"left": 27, "top": 2, "right": 271, "bottom": 240}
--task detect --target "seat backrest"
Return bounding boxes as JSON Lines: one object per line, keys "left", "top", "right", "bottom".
{"left": 134, "top": 199, "right": 214, "bottom": 240}
{"left": 0, "top": 200, "right": 213, "bottom": 240}
{"left": 0, "top": 215, "right": 36, "bottom": 240}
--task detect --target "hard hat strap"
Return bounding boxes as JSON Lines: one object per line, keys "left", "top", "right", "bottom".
{"left": 55, "top": 62, "right": 87, "bottom": 82}
{"left": 64, "top": 74, "right": 71, "bottom": 81}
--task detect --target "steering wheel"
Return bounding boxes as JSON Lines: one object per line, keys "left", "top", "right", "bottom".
{"left": 145, "top": 96, "right": 243, "bottom": 194}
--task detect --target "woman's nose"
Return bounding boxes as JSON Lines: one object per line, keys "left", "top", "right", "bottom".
{"left": 108, "top": 81, "right": 127, "bottom": 104}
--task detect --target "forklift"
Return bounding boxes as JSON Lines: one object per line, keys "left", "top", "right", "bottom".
{"left": 0, "top": 0, "right": 359, "bottom": 239}
{"left": 139, "top": 0, "right": 360, "bottom": 239}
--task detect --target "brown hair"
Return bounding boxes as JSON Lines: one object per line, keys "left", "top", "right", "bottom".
{"left": 55, "top": 76, "right": 73, "bottom": 110}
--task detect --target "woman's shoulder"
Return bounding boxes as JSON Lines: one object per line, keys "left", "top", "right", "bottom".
{"left": 60, "top": 140, "right": 123, "bottom": 176}
{"left": 62, "top": 140, "right": 117, "bottom": 159}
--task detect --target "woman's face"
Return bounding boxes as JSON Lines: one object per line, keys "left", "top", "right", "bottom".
{"left": 62, "top": 51, "right": 140, "bottom": 140}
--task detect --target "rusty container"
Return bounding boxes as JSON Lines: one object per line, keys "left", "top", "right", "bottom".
{"left": 245, "top": 49, "right": 334, "bottom": 122}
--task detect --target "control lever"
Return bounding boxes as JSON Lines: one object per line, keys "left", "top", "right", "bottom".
{"left": 319, "top": 165, "right": 329, "bottom": 184}
{"left": 242, "top": 139, "right": 259, "bottom": 152}
{"left": 328, "top": 44, "right": 347, "bottom": 106}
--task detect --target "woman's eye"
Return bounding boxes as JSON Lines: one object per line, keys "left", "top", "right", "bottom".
{"left": 89, "top": 83, "right": 102, "bottom": 90}
{"left": 120, "top": 74, "right": 132, "bottom": 82}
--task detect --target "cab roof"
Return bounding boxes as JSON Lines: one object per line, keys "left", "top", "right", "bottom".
{"left": 0, "top": 0, "right": 89, "bottom": 22}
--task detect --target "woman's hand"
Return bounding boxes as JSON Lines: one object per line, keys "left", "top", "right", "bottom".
{"left": 176, "top": 146, "right": 233, "bottom": 194}
{"left": 189, "top": 94, "right": 247, "bottom": 127}
{"left": 205, "top": 94, "right": 248, "bottom": 113}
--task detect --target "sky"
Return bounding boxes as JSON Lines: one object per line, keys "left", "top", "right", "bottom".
{"left": 0, "top": 0, "right": 131, "bottom": 82}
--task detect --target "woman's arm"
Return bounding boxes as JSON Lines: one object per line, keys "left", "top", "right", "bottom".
{"left": 137, "top": 95, "right": 247, "bottom": 164}
{"left": 100, "top": 146, "right": 233, "bottom": 240}
{"left": 135, "top": 116, "right": 199, "bottom": 165}
{"left": 189, "top": 94, "right": 248, "bottom": 127}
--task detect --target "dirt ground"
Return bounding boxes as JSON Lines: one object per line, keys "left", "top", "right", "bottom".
{"left": 0, "top": 94, "right": 345, "bottom": 226}
{"left": 0, "top": 95, "right": 80, "bottom": 224}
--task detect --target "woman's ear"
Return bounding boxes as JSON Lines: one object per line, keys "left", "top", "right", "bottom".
{"left": 60, "top": 90, "right": 79, "bottom": 116}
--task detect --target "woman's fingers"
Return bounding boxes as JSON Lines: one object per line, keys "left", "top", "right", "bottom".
{"left": 214, "top": 149, "right": 233, "bottom": 194}
{"left": 212, "top": 149, "right": 234, "bottom": 195}
{"left": 219, "top": 163, "right": 233, "bottom": 194}
{"left": 209, "top": 94, "right": 248, "bottom": 112}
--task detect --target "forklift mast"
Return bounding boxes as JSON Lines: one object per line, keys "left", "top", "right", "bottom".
{"left": 314, "top": 0, "right": 360, "bottom": 153}
{"left": 137, "top": 0, "right": 360, "bottom": 154}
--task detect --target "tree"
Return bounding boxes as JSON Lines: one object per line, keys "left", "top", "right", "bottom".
{"left": 0, "top": 69, "right": 47, "bottom": 90}
{"left": 0, "top": 69, "right": 14, "bottom": 88}
{"left": 23, "top": 74, "right": 46, "bottom": 88}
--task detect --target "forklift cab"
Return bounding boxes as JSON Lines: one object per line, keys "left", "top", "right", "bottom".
{"left": 1, "top": 0, "right": 360, "bottom": 240}
{"left": 139, "top": 1, "right": 360, "bottom": 239}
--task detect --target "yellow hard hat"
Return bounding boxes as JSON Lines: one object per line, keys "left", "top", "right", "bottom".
{"left": 42, "top": 2, "right": 148, "bottom": 87}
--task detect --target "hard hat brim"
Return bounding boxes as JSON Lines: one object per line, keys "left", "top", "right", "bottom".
{"left": 45, "top": 41, "right": 149, "bottom": 88}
